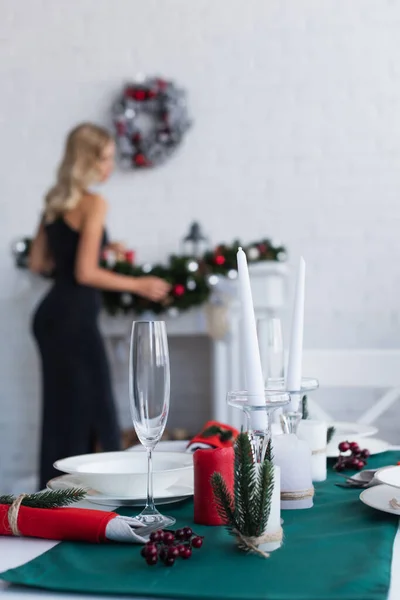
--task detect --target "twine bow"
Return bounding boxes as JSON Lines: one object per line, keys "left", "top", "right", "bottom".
{"left": 7, "top": 494, "right": 27, "bottom": 536}
{"left": 233, "top": 527, "right": 284, "bottom": 558}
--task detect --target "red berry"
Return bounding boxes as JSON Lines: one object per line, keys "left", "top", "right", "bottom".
{"left": 146, "top": 555, "right": 158, "bottom": 566}
{"left": 355, "top": 460, "right": 365, "bottom": 470}
{"left": 347, "top": 457, "right": 359, "bottom": 469}
{"left": 191, "top": 536, "right": 203, "bottom": 549}
{"left": 164, "top": 557, "right": 175, "bottom": 567}
{"left": 149, "top": 530, "right": 163, "bottom": 543}
{"left": 175, "top": 529, "right": 185, "bottom": 540}
{"left": 141, "top": 546, "right": 148, "bottom": 558}
{"left": 360, "top": 449, "right": 370, "bottom": 459}
{"left": 144, "top": 543, "right": 158, "bottom": 557}
{"left": 159, "top": 547, "right": 168, "bottom": 561}
{"left": 176, "top": 544, "right": 185, "bottom": 554}
{"left": 180, "top": 546, "right": 192, "bottom": 559}
{"left": 182, "top": 527, "right": 193, "bottom": 540}
{"left": 338, "top": 441, "right": 350, "bottom": 452}
{"left": 163, "top": 531, "right": 175, "bottom": 546}
{"left": 349, "top": 442, "right": 360, "bottom": 453}
{"left": 167, "top": 546, "right": 180, "bottom": 558}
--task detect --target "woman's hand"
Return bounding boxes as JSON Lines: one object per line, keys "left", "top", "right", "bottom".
{"left": 105, "top": 241, "right": 126, "bottom": 260}
{"left": 134, "top": 276, "right": 171, "bottom": 302}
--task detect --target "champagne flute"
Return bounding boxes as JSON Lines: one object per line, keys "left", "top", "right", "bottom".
{"left": 129, "top": 320, "right": 175, "bottom": 526}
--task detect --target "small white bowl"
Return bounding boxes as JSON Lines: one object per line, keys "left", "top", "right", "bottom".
{"left": 54, "top": 451, "right": 193, "bottom": 497}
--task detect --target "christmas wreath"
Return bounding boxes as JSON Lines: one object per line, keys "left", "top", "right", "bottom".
{"left": 13, "top": 237, "right": 286, "bottom": 316}
{"left": 113, "top": 76, "right": 191, "bottom": 169}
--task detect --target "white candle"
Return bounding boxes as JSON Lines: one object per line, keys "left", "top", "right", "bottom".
{"left": 297, "top": 420, "right": 327, "bottom": 482}
{"left": 258, "top": 465, "right": 282, "bottom": 553}
{"left": 286, "top": 256, "right": 305, "bottom": 411}
{"left": 273, "top": 434, "right": 313, "bottom": 510}
{"left": 237, "top": 248, "right": 268, "bottom": 431}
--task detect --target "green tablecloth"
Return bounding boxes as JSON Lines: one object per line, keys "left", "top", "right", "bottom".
{"left": 1, "top": 451, "right": 400, "bottom": 600}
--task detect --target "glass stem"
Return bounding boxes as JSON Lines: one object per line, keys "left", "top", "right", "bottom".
{"left": 145, "top": 447, "right": 156, "bottom": 512}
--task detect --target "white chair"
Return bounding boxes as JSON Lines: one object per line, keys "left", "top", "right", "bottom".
{"left": 302, "top": 349, "right": 400, "bottom": 426}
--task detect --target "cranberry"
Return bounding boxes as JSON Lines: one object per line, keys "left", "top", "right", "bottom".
{"left": 167, "top": 546, "right": 180, "bottom": 558}
{"left": 174, "top": 528, "right": 185, "bottom": 540}
{"left": 338, "top": 441, "right": 350, "bottom": 452}
{"left": 180, "top": 546, "right": 192, "bottom": 559}
{"left": 163, "top": 531, "right": 175, "bottom": 546}
{"left": 191, "top": 536, "right": 203, "bottom": 549}
{"left": 164, "top": 557, "right": 175, "bottom": 567}
{"left": 146, "top": 555, "right": 158, "bottom": 566}
{"left": 149, "top": 530, "right": 163, "bottom": 543}
{"left": 360, "top": 449, "right": 370, "bottom": 459}
{"left": 182, "top": 527, "right": 193, "bottom": 540}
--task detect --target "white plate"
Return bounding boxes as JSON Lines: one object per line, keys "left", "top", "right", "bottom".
{"left": 47, "top": 474, "right": 194, "bottom": 507}
{"left": 329, "top": 421, "right": 378, "bottom": 439}
{"left": 129, "top": 440, "right": 189, "bottom": 453}
{"left": 375, "top": 465, "right": 400, "bottom": 489}
{"left": 360, "top": 484, "right": 400, "bottom": 516}
{"left": 54, "top": 451, "right": 193, "bottom": 497}
{"left": 327, "top": 437, "right": 390, "bottom": 458}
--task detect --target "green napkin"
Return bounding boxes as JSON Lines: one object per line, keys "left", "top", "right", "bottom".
{"left": 1, "top": 451, "right": 399, "bottom": 600}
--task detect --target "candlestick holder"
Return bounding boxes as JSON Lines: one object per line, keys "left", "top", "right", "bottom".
{"left": 227, "top": 390, "right": 290, "bottom": 463}
{"left": 266, "top": 377, "right": 319, "bottom": 434}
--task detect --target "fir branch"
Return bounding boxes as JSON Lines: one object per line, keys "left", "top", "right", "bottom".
{"left": 234, "top": 433, "right": 257, "bottom": 537}
{"left": 210, "top": 472, "right": 236, "bottom": 529}
{"left": 202, "top": 425, "right": 233, "bottom": 443}
{"left": 327, "top": 426, "right": 336, "bottom": 444}
{"left": 302, "top": 395, "right": 309, "bottom": 419}
{"left": 265, "top": 438, "right": 274, "bottom": 462}
{"left": 254, "top": 459, "right": 274, "bottom": 537}
{"left": 0, "top": 489, "right": 87, "bottom": 509}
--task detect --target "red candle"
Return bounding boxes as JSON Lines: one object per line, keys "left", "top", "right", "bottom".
{"left": 194, "top": 447, "right": 234, "bottom": 526}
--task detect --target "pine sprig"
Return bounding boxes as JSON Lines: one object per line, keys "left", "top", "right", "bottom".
{"left": 254, "top": 459, "right": 274, "bottom": 537}
{"left": 211, "top": 432, "right": 277, "bottom": 554}
{"left": 302, "top": 395, "right": 309, "bottom": 419}
{"left": 234, "top": 433, "right": 258, "bottom": 537}
{"left": 0, "top": 489, "right": 87, "bottom": 509}
{"left": 210, "top": 472, "right": 236, "bottom": 531}
{"left": 202, "top": 425, "right": 233, "bottom": 443}
{"left": 265, "top": 438, "right": 274, "bottom": 462}
{"left": 327, "top": 426, "right": 336, "bottom": 444}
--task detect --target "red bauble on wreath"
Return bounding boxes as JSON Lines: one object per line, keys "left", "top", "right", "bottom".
{"left": 113, "top": 76, "right": 192, "bottom": 169}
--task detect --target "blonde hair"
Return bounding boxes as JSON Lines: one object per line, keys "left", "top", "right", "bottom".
{"left": 44, "top": 123, "right": 113, "bottom": 222}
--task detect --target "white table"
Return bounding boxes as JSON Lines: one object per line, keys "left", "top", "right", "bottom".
{"left": 1, "top": 466, "right": 400, "bottom": 600}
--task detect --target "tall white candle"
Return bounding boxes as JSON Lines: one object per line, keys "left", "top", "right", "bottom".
{"left": 237, "top": 248, "right": 268, "bottom": 431}
{"left": 286, "top": 256, "right": 305, "bottom": 411}
{"left": 297, "top": 420, "right": 327, "bottom": 482}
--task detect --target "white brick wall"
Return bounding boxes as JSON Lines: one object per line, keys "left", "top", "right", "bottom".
{"left": 1, "top": 0, "right": 400, "bottom": 491}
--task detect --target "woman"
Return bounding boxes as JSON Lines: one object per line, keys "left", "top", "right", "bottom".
{"left": 30, "top": 123, "right": 170, "bottom": 489}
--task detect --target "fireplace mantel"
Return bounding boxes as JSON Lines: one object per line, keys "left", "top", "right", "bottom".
{"left": 100, "top": 261, "right": 288, "bottom": 428}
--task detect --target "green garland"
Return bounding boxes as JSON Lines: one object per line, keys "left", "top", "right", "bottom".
{"left": 13, "top": 236, "right": 286, "bottom": 316}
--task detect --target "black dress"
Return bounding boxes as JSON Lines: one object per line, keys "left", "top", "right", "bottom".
{"left": 32, "top": 218, "right": 121, "bottom": 489}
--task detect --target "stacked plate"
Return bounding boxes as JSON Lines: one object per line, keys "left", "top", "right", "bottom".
{"left": 360, "top": 465, "right": 400, "bottom": 516}
{"left": 49, "top": 447, "right": 194, "bottom": 507}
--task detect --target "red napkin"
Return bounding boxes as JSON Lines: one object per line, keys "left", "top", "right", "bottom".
{"left": 0, "top": 504, "right": 116, "bottom": 543}
{"left": 187, "top": 420, "right": 239, "bottom": 452}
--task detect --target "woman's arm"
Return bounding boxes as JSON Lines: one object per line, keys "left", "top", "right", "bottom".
{"left": 29, "top": 219, "right": 55, "bottom": 275}
{"left": 75, "top": 196, "right": 170, "bottom": 302}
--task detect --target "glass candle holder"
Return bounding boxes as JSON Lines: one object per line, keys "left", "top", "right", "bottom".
{"left": 265, "top": 377, "right": 319, "bottom": 434}
{"left": 227, "top": 390, "right": 290, "bottom": 463}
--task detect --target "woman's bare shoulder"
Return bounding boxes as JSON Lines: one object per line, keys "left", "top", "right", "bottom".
{"left": 80, "top": 193, "right": 109, "bottom": 215}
